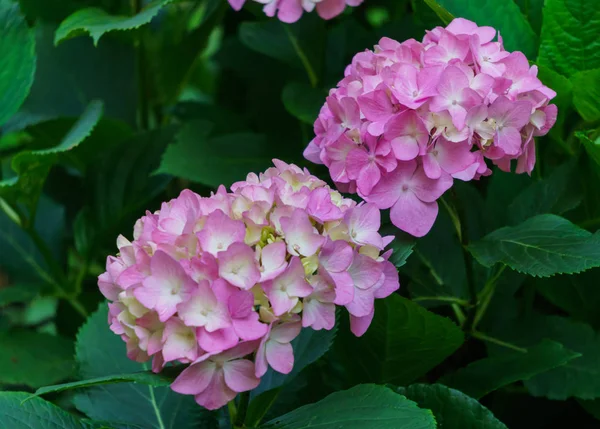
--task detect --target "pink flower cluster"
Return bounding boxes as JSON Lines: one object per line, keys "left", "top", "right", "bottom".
{"left": 304, "top": 18, "right": 557, "bottom": 237}
{"left": 227, "top": 0, "right": 362, "bottom": 23}
{"left": 98, "top": 160, "right": 398, "bottom": 410}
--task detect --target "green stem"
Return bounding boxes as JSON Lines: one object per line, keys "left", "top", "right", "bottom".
{"left": 472, "top": 264, "right": 506, "bottom": 330}
{"left": 228, "top": 400, "right": 238, "bottom": 427}
{"left": 284, "top": 25, "right": 318, "bottom": 88}
{"left": 413, "top": 296, "right": 471, "bottom": 306}
{"left": 451, "top": 303, "right": 466, "bottom": 327}
{"left": 579, "top": 216, "right": 600, "bottom": 230}
{"left": 234, "top": 391, "right": 250, "bottom": 428}
{"left": 472, "top": 331, "right": 528, "bottom": 353}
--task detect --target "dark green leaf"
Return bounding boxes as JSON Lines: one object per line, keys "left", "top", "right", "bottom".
{"left": 431, "top": 0, "right": 537, "bottom": 57}
{"left": 397, "top": 383, "right": 507, "bottom": 428}
{"left": 0, "top": 392, "right": 85, "bottom": 429}
{"left": 55, "top": 0, "right": 173, "bottom": 46}
{"left": 577, "top": 131, "right": 600, "bottom": 169}
{"left": 440, "top": 340, "right": 579, "bottom": 399}
{"left": 246, "top": 389, "right": 281, "bottom": 428}
{"left": 514, "top": 0, "right": 544, "bottom": 35}
{"left": 74, "top": 304, "right": 211, "bottom": 429}
{"left": 282, "top": 82, "right": 325, "bottom": 124}
{"left": 536, "top": 65, "right": 573, "bottom": 116}
{"left": 0, "top": 330, "right": 74, "bottom": 388}
{"left": 156, "top": 120, "right": 272, "bottom": 188}
{"left": 386, "top": 230, "right": 417, "bottom": 269}
{"left": 334, "top": 294, "right": 464, "bottom": 386}
{"left": 538, "top": 0, "right": 600, "bottom": 76}
{"left": 0, "top": 0, "right": 36, "bottom": 126}
{"left": 579, "top": 399, "right": 600, "bottom": 421}
{"left": 260, "top": 384, "right": 436, "bottom": 429}
{"left": 468, "top": 214, "right": 600, "bottom": 277}
{"left": 422, "top": 0, "right": 454, "bottom": 25}
{"left": 572, "top": 69, "right": 600, "bottom": 122}
{"left": 0, "top": 283, "right": 41, "bottom": 306}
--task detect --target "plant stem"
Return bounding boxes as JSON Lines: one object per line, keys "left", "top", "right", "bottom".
{"left": 284, "top": 25, "right": 318, "bottom": 88}
{"left": 472, "top": 331, "right": 528, "bottom": 353}
{"left": 472, "top": 264, "right": 506, "bottom": 330}
{"left": 413, "top": 296, "right": 471, "bottom": 306}
{"left": 234, "top": 391, "right": 250, "bottom": 428}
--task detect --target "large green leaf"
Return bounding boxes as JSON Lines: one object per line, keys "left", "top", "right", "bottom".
{"left": 156, "top": 120, "right": 272, "bottom": 188}
{"left": 397, "top": 384, "right": 507, "bottom": 429}
{"left": 439, "top": 340, "right": 579, "bottom": 399}
{"left": 334, "top": 294, "right": 464, "bottom": 386}
{"left": 260, "top": 384, "right": 436, "bottom": 429}
{"left": 488, "top": 314, "right": 600, "bottom": 400}
{"left": 538, "top": 0, "right": 600, "bottom": 76}
{"left": 0, "top": 0, "right": 36, "bottom": 126}
{"left": 536, "top": 269, "right": 600, "bottom": 329}
{"left": 430, "top": 0, "right": 537, "bottom": 57}
{"left": 0, "top": 330, "right": 74, "bottom": 388}
{"left": 571, "top": 69, "right": 600, "bottom": 122}
{"left": 468, "top": 214, "right": 600, "bottom": 277}
{"left": 55, "top": 0, "right": 173, "bottom": 46}
{"left": 73, "top": 304, "right": 210, "bottom": 429}
{"left": 281, "top": 82, "right": 325, "bottom": 125}
{"left": 0, "top": 283, "right": 41, "bottom": 306}
{"left": 0, "top": 392, "right": 85, "bottom": 429}
{"left": 577, "top": 131, "right": 600, "bottom": 169}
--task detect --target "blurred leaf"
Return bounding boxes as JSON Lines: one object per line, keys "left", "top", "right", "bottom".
{"left": 422, "top": 0, "right": 454, "bottom": 25}
{"left": 514, "top": 0, "right": 544, "bottom": 35}
{"left": 536, "top": 65, "right": 573, "bottom": 115}
{"left": 0, "top": 283, "right": 41, "bottom": 306}
{"left": 0, "top": 330, "right": 74, "bottom": 388}
{"left": 157, "top": 120, "right": 272, "bottom": 188}
{"left": 538, "top": 0, "right": 600, "bottom": 76}
{"left": 536, "top": 268, "right": 600, "bottom": 329}
{"left": 253, "top": 324, "right": 338, "bottom": 397}
{"left": 34, "top": 370, "right": 177, "bottom": 397}
{"left": 246, "top": 389, "right": 281, "bottom": 428}
{"left": 17, "top": 0, "right": 79, "bottom": 23}
{"left": 55, "top": 0, "right": 173, "bottom": 46}
{"left": 579, "top": 399, "right": 600, "bottom": 421}
{"left": 468, "top": 214, "right": 600, "bottom": 277}
{"left": 74, "top": 304, "right": 211, "bottom": 429}
{"left": 281, "top": 82, "right": 325, "bottom": 124}
{"left": 0, "top": 392, "right": 85, "bottom": 429}
{"left": 431, "top": 0, "right": 537, "bottom": 57}
{"left": 82, "top": 421, "right": 144, "bottom": 429}
{"left": 260, "top": 384, "right": 436, "bottom": 429}
{"left": 334, "top": 294, "right": 464, "bottom": 386}
{"left": 577, "top": 131, "right": 600, "bottom": 168}
{"left": 508, "top": 160, "right": 582, "bottom": 224}
{"left": 440, "top": 340, "right": 579, "bottom": 399}
{"left": 571, "top": 69, "right": 600, "bottom": 121}
{"left": 397, "top": 383, "right": 508, "bottom": 428}
{"left": 0, "top": 0, "right": 36, "bottom": 127}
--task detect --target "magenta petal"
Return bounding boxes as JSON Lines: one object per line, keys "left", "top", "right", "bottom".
{"left": 316, "top": 0, "right": 346, "bottom": 19}
{"left": 171, "top": 361, "right": 216, "bottom": 395}
{"left": 410, "top": 167, "right": 453, "bottom": 203}
{"left": 349, "top": 310, "right": 374, "bottom": 337}
{"left": 277, "top": 0, "right": 304, "bottom": 23}
{"left": 390, "top": 192, "right": 439, "bottom": 237}
{"left": 223, "top": 359, "right": 260, "bottom": 392}
{"left": 266, "top": 340, "right": 294, "bottom": 374}
{"left": 345, "top": 287, "right": 375, "bottom": 318}
{"left": 194, "top": 371, "right": 236, "bottom": 411}
{"left": 364, "top": 160, "right": 417, "bottom": 209}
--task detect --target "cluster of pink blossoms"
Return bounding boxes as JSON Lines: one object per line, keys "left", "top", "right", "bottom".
{"left": 304, "top": 18, "right": 557, "bottom": 237}
{"left": 98, "top": 160, "right": 398, "bottom": 410}
{"left": 227, "top": 0, "right": 362, "bottom": 23}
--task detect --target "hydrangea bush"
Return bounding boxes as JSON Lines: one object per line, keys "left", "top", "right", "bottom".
{"left": 305, "top": 18, "right": 557, "bottom": 236}
{"left": 2, "top": 0, "right": 600, "bottom": 428}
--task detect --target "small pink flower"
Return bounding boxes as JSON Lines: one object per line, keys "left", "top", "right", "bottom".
{"left": 255, "top": 321, "right": 302, "bottom": 377}
{"left": 263, "top": 257, "right": 313, "bottom": 316}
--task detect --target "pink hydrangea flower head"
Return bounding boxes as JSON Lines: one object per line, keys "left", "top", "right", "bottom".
{"left": 98, "top": 160, "right": 399, "bottom": 410}
{"left": 226, "top": 0, "right": 363, "bottom": 23}
{"left": 305, "top": 18, "right": 557, "bottom": 237}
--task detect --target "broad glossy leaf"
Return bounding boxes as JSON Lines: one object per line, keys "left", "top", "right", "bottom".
{"left": 0, "top": 330, "right": 74, "bottom": 388}
{"left": 156, "top": 120, "right": 272, "bottom": 188}
{"left": 431, "top": 0, "right": 537, "bottom": 57}
{"left": 0, "top": 392, "right": 85, "bottom": 429}
{"left": 55, "top": 0, "right": 173, "bottom": 46}
{"left": 440, "top": 340, "right": 579, "bottom": 398}
{"left": 398, "top": 384, "right": 507, "bottom": 428}
{"left": 0, "top": 0, "right": 36, "bottom": 126}
{"left": 577, "top": 131, "right": 600, "bottom": 169}
{"left": 281, "top": 82, "right": 325, "bottom": 124}
{"left": 572, "top": 69, "right": 600, "bottom": 122}
{"left": 468, "top": 214, "right": 600, "bottom": 277}
{"left": 74, "top": 304, "right": 210, "bottom": 429}
{"left": 538, "top": 0, "right": 600, "bottom": 76}
{"left": 334, "top": 294, "right": 464, "bottom": 386}
{"left": 260, "top": 384, "right": 436, "bottom": 429}
{"left": 0, "top": 283, "right": 41, "bottom": 306}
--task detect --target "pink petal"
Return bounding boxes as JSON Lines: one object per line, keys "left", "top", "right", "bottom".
{"left": 373, "top": 261, "right": 400, "bottom": 299}
{"left": 197, "top": 326, "right": 239, "bottom": 353}
{"left": 306, "top": 187, "right": 343, "bottom": 223}
{"left": 194, "top": 371, "right": 236, "bottom": 410}
{"left": 198, "top": 210, "right": 246, "bottom": 257}
{"left": 319, "top": 239, "right": 354, "bottom": 273}
{"left": 364, "top": 160, "right": 417, "bottom": 209}
{"left": 277, "top": 0, "right": 304, "bottom": 23}
{"left": 345, "top": 287, "right": 375, "bottom": 317}
{"left": 218, "top": 242, "right": 261, "bottom": 290}
{"left": 232, "top": 312, "right": 269, "bottom": 341}
{"left": 316, "top": 0, "right": 346, "bottom": 20}
{"left": 350, "top": 310, "right": 374, "bottom": 337}
{"left": 390, "top": 191, "right": 439, "bottom": 237}
{"left": 348, "top": 253, "right": 383, "bottom": 290}
{"left": 223, "top": 359, "right": 261, "bottom": 392}
{"left": 280, "top": 209, "right": 326, "bottom": 257}
{"left": 302, "top": 299, "right": 336, "bottom": 330}
{"left": 260, "top": 241, "right": 288, "bottom": 282}
{"left": 410, "top": 167, "right": 453, "bottom": 203}
{"left": 171, "top": 361, "right": 217, "bottom": 395}
{"left": 266, "top": 340, "right": 294, "bottom": 374}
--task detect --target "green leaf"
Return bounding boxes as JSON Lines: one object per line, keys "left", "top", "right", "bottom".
{"left": 537, "top": 268, "right": 600, "bottom": 329}
{"left": 468, "top": 214, "right": 600, "bottom": 277}
{"left": 34, "top": 370, "right": 177, "bottom": 398}
{"left": 74, "top": 304, "right": 211, "bottom": 429}
{"left": 538, "top": 0, "right": 600, "bottom": 76}
{"left": 508, "top": 160, "right": 582, "bottom": 224}
{"left": 0, "top": 0, "right": 36, "bottom": 127}
{"left": 253, "top": 324, "right": 338, "bottom": 397}
{"left": 260, "top": 384, "right": 436, "bottom": 429}
{"left": 397, "top": 384, "right": 507, "bottom": 428}
{"left": 536, "top": 65, "right": 573, "bottom": 116}
{"left": 514, "top": 0, "right": 544, "bottom": 35}
{"left": 579, "top": 399, "right": 600, "bottom": 421}
{"left": 0, "top": 392, "right": 85, "bottom": 429}
{"left": 334, "top": 294, "right": 464, "bottom": 386}
{"left": 0, "top": 330, "right": 74, "bottom": 388}
{"left": 156, "top": 120, "right": 272, "bottom": 188}
{"left": 386, "top": 230, "right": 417, "bottom": 269}
{"left": 487, "top": 314, "right": 600, "bottom": 400}
{"left": 440, "top": 340, "right": 579, "bottom": 399}
{"left": 246, "top": 389, "right": 281, "bottom": 428}
{"left": 422, "top": 0, "right": 454, "bottom": 25}
{"left": 55, "top": 0, "right": 173, "bottom": 46}
{"left": 0, "top": 283, "right": 41, "bottom": 306}
{"left": 281, "top": 82, "right": 325, "bottom": 125}
{"left": 572, "top": 69, "right": 600, "bottom": 121}
{"left": 576, "top": 131, "right": 600, "bottom": 169}
{"left": 430, "top": 0, "right": 537, "bottom": 57}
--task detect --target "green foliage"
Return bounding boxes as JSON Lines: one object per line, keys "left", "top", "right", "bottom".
{"left": 260, "top": 384, "right": 437, "bottom": 429}
{"left": 0, "top": 392, "right": 85, "bottom": 429}
{"left": 571, "top": 69, "right": 600, "bottom": 122}
{"left": 398, "top": 384, "right": 508, "bottom": 428}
